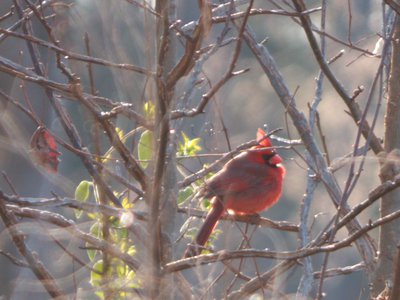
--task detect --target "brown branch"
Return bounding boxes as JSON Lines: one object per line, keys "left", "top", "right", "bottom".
{"left": 0, "top": 250, "right": 29, "bottom": 268}
{"left": 167, "top": 206, "right": 400, "bottom": 274}
{"left": 389, "top": 244, "right": 400, "bottom": 300}
{"left": 2, "top": 193, "right": 146, "bottom": 221}
{"left": 292, "top": 0, "right": 383, "bottom": 155}
{"left": 0, "top": 55, "right": 72, "bottom": 95}
{"left": 166, "top": 0, "right": 210, "bottom": 88}
{"left": 21, "top": 1, "right": 148, "bottom": 194}
{"left": 6, "top": 203, "right": 140, "bottom": 270}
{"left": 199, "top": 0, "right": 254, "bottom": 107}
{"left": 0, "top": 7, "right": 14, "bottom": 23}
{"left": 103, "top": 103, "right": 154, "bottom": 129}
{"left": 212, "top": 6, "right": 321, "bottom": 23}
{"left": 148, "top": 4, "right": 170, "bottom": 298}
{"left": 267, "top": 0, "right": 377, "bottom": 57}
{"left": 385, "top": 0, "right": 400, "bottom": 15}
{"left": 322, "top": 174, "right": 400, "bottom": 243}
{"left": 0, "top": 0, "right": 56, "bottom": 43}
{"left": 241, "top": 1, "right": 376, "bottom": 275}
{"left": 0, "top": 71, "right": 150, "bottom": 130}
{"left": 0, "top": 28, "right": 151, "bottom": 75}
{"left": 313, "top": 262, "right": 365, "bottom": 279}
{"left": 374, "top": 15, "right": 400, "bottom": 295}
{"left": 170, "top": 69, "right": 248, "bottom": 120}
{"left": 179, "top": 207, "right": 299, "bottom": 232}
{"left": 0, "top": 192, "right": 66, "bottom": 299}
{"left": 4, "top": 1, "right": 124, "bottom": 208}
{"left": 0, "top": 56, "right": 90, "bottom": 100}
{"left": 73, "top": 91, "right": 148, "bottom": 191}
{"left": 125, "top": 0, "right": 160, "bottom": 17}
{"left": 44, "top": 226, "right": 100, "bottom": 274}
{"left": 228, "top": 260, "right": 296, "bottom": 300}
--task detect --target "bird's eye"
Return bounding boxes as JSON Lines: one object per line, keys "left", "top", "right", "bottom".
{"left": 262, "top": 153, "right": 276, "bottom": 165}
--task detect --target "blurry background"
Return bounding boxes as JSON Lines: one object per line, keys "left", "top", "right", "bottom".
{"left": 0, "top": 0, "right": 385, "bottom": 299}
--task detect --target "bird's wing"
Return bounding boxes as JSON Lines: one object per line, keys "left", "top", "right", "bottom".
{"left": 204, "top": 159, "right": 275, "bottom": 198}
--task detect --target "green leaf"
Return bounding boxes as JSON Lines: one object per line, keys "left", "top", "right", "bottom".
{"left": 116, "top": 261, "right": 125, "bottom": 277}
{"left": 143, "top": 101, "right": 155, "bottom": 120}
{"left": 121, "top": 197, "right": 133, "bottom": 209}
{"left": 86, "top": 243, "right": 96, "bottom": 262}
{"left": 74, "top": 209, "right": 83, "bottom": 219}
{"left": 177, "top": 186, "right": 194, "bottom": 205}
{"left": 95, "top": 291, "right": 105, "bottom": 300}
{"left": 87, "top": 222, "right": 101, "bottom": 261}
{"left": 90, "top": 221, "right": 101, "bottom": 237}
{"left": 74, "top": 180, "right": 92, "bottom": 219}
{"left": 114, "top": 227, "right": 128, "bottom": 241}
{"left": 202, "top": 229, "right": 222, "bottom": 255}
{"left": 126, "top": 270, "right": 139, "bottom": 289}
{"left": 138, "top": 130, "right": 153, "bottom": 169}
{"left": 126, "top": 269, "right": 136, "bottom": 281}
{"left": 75, "top": 180, "right": 91, "bottom": 202}
{"left": 202, "top": 198, "right": 212, "bottom": 210}
{"left": 115, "top": 127, "right": 125, "bottom": 141}
{"left": 90, "top": 259, "right": 103, "bottom": 287}
{"left": 90, "top": 260, "right": 105, "bottom": 299}
{"left": 86, "top": 212, "right": 100, "bottom": 220}
{"left": 187, "top": 138, "right": 202, "bottom": 154}
{"left": 127, "top": 245, "right": 136, "bottom": 256}
{"left": 178, "top": 132, "right": 202, "bottom": 156}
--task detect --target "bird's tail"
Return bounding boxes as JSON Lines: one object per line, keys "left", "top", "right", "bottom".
{"left": 183, "top": 197, "right": 224, "bottom": 258}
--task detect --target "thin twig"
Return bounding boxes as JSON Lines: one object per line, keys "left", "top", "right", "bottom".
{"left": 0, "top": 191, "right": 66, "bottom": 298}
{"left": 211, "top": 6, "right": 322, "bottom": 23}
{"left": 179, "top": 207, "right": 298, "bottom": 232}
{"left": 241, "top": 5, "right": 375, "bottom": 274}
{"left": 0, "top": 28, "right": 151, "bottom": 75}
{"left": 167, "top": 205, "right": 400, "bottom": 274}
{"left": 6, "top": 203, "right": 140, "bottom": 270}
{"left": 0, "top": 250, "right": 29, "bottom": 268}
{"left": 389, "top": 245, "right": 400, "bottom": 300}
{"left": 292, "top": 0, "right": 383, "bottom": 155}
{"left": 313, "top": 262, "right": 365, "bottom": 279}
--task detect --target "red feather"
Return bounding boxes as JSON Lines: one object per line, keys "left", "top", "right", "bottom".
{"left": 30, "top": 126, "right": 61, "bottom": 172}
{"left": 257, "top": 128, "right": 272, "bottom": 147}
{"left": 184, "top": 128, "right": 285, "bottom": 257}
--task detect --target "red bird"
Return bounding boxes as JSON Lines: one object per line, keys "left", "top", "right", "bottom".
{"left": 184, "top": 128, "right": 285, "bottom": 257}
{"left": 30, "top": 126, "right": 61, "bottom": 173}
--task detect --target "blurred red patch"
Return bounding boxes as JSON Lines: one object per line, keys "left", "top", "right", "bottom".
{"left": 30, "top": 126, "right": 61, "bottom": 172}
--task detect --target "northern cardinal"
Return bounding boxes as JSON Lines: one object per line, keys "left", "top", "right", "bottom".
{"left": 30, "top": 126, "right": 61, "bottom": 172}
{"left": 183, "top": 128, "right": 285, "bottom": 257}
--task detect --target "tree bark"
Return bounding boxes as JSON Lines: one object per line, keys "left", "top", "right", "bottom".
{"left": 372, "top": 15, "right": 400, "bottom": 297}
{"left": 147, "top": 1, "right": 178, "bottom": 299}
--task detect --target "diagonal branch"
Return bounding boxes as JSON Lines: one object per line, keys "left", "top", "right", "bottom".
{"left": 166, "top": 0, "right": 211, "bottom": 88}
{"left": 6, "top": 202, "right": 141, "bottom": 270}
{"left": 385, "top": 0, "right": 400, "bottom": 15}
{"left": 0, "top": 192, "right": 66, "bottom": 299}
{"left": 238, "top": 7, "right": 376, "bottom": 293}
{"left": 292, "top": 0, "right": 383, "bottom": 155}
{"left": 10, "top": 0, "right": 125, "bottom": 207}
{"left": 179, "top": 207, "right": 299, "bottom": 232}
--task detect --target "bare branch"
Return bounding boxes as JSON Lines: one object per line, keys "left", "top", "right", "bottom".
{"left": 6, "top": 203, "right": 141, "bottom": 270}
{"left": 179, "top": 207, "right": 298, "bottom": 232}
{"left": 0, "top": 28, "right": 151, "bottom": 75}
{"left": 0, "top": 192, "right": 66, "bottom": 299}
{"left": 241, "top": 11, "right": 375, "bottom": 273}
{"left": 292, "top": 0, "right": 383, "bottom": 155}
